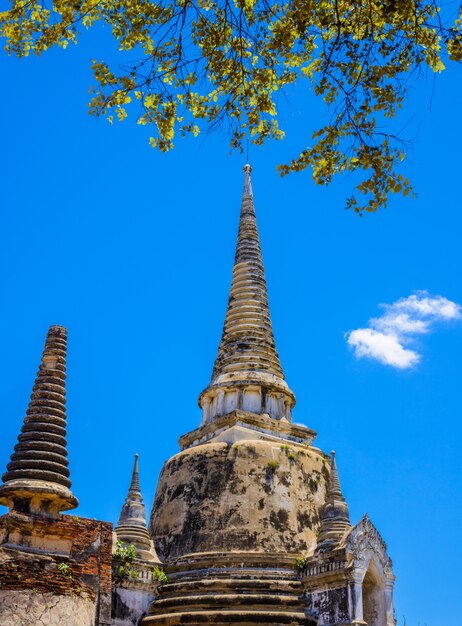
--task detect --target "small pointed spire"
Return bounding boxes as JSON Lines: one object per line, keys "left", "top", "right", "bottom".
{"left": 327, "top": 451, "right": 344, "bottom": 499}
{"left": 198, "top": 165, "right": 295, "bottom": 423}
{"left": 316, "top": 451, "right": 351, "bottom": 553}
{"left": 0, "top": 325, "right": 78, "bottom": 517}
{"left": 115, "top": 454, "right": 160, "bottom": 562}
{"left": 128, "top": 453, "right": 141, "bottom": 498}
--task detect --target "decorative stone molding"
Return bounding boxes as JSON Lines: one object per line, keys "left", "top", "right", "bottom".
{"left": 179, "top": 409, "right": 316, "bottom": 450}
{"left": 344, "top": 515, "right": 395, "bottom": 626}
{"left": 345, "top": 515, "right": 394, "bottom": 582}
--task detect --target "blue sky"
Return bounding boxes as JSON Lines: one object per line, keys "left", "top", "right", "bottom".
{"left": 1, "top": 24, "right": 461, "bottom": 626}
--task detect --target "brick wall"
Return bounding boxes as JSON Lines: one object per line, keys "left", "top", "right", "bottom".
{"left": 0, "top": 513, "right": 113, "bottom": 624}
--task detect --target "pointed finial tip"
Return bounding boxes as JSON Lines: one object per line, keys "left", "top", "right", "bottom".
{"left": 134, "top": 453, "right": 139, "bottom": 459}
{"left": 331, "top": 450, "right": 336, "bottom": 458}
{"left": 243, "top": 164, "right": 253, "bottom": 196}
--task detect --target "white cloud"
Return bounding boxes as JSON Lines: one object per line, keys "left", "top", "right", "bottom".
{"left": 347, "top": 292, "right": 461, "bottom": 369}
{"left": 347, "top": 328, "right": 419, "bottom": 369}
{"left": 381, "top": 293, "right": 461, "bottom": 322}
{"left": 372, "top": 312, "right": 429, "bottom": 335}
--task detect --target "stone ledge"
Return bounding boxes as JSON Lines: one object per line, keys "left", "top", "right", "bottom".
{"left": 142, "top": 609, "right": 316, "bottom": 624}
{"left": 179, "top": 411, "right": 316, "bottom": 450}
{"left": 167, "top": 550, "right": 302, "bottom": 571}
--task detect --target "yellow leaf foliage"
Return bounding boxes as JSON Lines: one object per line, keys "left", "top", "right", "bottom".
{"left": 1, "top": 0, "right": 460, "bottom": 211}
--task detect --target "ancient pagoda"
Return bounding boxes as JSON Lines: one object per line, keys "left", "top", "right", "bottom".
{"left": 142, "top": 165, "right": 396, "bottom": 626}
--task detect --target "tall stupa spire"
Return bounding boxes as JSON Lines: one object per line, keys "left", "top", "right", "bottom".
{"left": 0, "top": 325, "right": 78, "bottom": 517}
{"left": 316, "top": 451, "right": 351, "bottom": 552}
{"left": 115, "top": 454, "right": 159, "bottom": 562}
{"left": 198, "top": 165, "right": 295, "bottom": 424}
{"left": 212, "top": 163, "right": 284, "bottom": 381}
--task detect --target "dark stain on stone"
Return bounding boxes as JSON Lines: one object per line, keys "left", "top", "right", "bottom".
{"left": 170, "top": 484, "right": 185, "bottom": 500}
{"left": 321, "top": 462, "right": 330, "bottom": 482}
{"left": 296, "top": 510, "right": 313, "bottom": 532}
{"left": 269, "top": 509, "right": 289, "bottom": 532}
{"left": 279, "top": 471, "right": 292, "bottom": 488}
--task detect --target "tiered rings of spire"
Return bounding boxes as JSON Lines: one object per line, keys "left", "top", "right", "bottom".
{"left": 199, "top": 165, "right": 296, "bottom": 424}
{"left": 0, "top": 325, "right": 78, "bottom": 517}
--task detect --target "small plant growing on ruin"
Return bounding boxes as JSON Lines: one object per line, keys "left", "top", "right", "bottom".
{"left": 116, "top": 564, "right": 142, "bottom": 579}
{"left": 280, "top": 445, "right": 297, "bottom": 461}
{"left": 115, "top": 540, "right": 136, "bottom": 561}
{"left": 152, "top": 566, "right": 168, "bottom": 584}
{"left": 114, "top": 541, "right": 137, "bottom": 580}
{"left": 59, "top": 562, "right": 72, "bottom": 577}
{"left": 296, "top": 557, "right": 307, "bottom": 572}
{"left": 267, "top": 459, "right": 279, "bottom": 472}
{"left": 117, "top": 565, "right": 130, "bottom": 578}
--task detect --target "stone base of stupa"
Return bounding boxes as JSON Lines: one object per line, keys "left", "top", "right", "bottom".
{"left": 143, "top": 552, "right": 315, "bottom": 625}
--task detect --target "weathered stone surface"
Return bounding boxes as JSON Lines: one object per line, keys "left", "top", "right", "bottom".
{"left": 150, "top": 439, "right": 328, "bottom": 562}
{"left": 0, "top": 590, "right": 95, "bottom": 626}
{"left": 306, "top": 586, "right": 350, "bottom": 625}
{"left": 112, "top": 585, "right": 157, "bottom": 626}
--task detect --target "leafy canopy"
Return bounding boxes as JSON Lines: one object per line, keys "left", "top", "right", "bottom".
{"left": 1, "top": 1, "right": 461, "bottom": 212}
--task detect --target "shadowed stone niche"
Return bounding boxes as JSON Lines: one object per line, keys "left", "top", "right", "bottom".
{"left": 362, "top": 560, "right": 387, "bottom": 626}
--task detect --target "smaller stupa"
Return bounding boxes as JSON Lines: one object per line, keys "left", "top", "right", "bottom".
{"left": 0, "top": 325, "right": 78, "bottom": 518}
{"left": 115, "top": 454, "right": 159, "bottom": 562}
{"left": 316, "top": 451, "right": 351, "bottom": 552}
